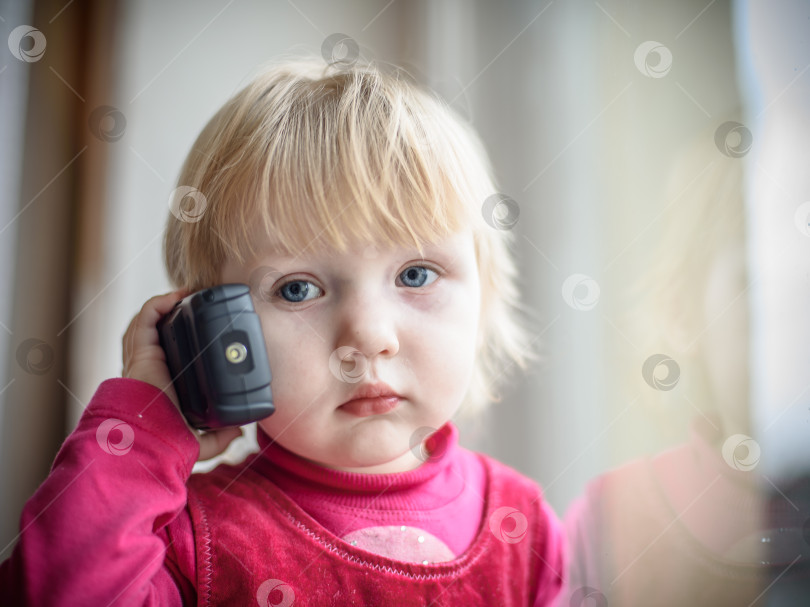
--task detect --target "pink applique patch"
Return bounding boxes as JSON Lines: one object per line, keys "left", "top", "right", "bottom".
{"left": 342, "top": 526, "right": 455, "bottom": 564}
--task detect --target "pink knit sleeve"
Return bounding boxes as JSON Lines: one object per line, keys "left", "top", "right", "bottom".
{"left": 0, "top": 378, "right": 200, "bottom": 606}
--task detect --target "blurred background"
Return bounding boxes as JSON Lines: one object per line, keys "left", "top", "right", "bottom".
{"left": 1, "top": 0, "right": 809, "bottom": 603}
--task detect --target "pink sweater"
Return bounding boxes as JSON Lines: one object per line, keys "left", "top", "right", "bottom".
{"left": 0, "top": 378, "right": 564, "bottom": 605}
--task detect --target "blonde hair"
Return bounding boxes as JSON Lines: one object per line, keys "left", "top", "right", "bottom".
{"left": 627, "top": 125, "right": 748, "bottom": 429}
{"left": 632, "top": 132, "right": 746, "bottom": 351}
{"left": 164, "top": 56, "right": 532, "bottom": 415}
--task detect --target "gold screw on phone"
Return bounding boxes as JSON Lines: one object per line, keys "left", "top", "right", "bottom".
{"left": 225, "top": 342, "right": 248, "bottom": 364}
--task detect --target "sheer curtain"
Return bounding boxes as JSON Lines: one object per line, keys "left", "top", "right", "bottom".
{"left": 0, "top": 0, "right": 119, "bottom": 553}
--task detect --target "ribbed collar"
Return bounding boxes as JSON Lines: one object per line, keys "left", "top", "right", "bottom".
{"left": 251, "top": 423, "right": 458, "bottom": 496}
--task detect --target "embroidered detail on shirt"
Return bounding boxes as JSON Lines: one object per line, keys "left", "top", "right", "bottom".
{"left": 193, "top": 495, "right": 214, "bottom": 607}
{"left": 280, "top": 508, "right": 490, "bottom": 581}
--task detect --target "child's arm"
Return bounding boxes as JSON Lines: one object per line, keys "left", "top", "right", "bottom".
{"left": 0, "top": 291, "right": 241, "bottom": 606}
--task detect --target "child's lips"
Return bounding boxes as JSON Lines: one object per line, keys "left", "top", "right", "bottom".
{"left": 338, "top": 395, "right": 402, "bottom": 417}
{"left": 338, "top": 382, "right": 403, "bottom": 417}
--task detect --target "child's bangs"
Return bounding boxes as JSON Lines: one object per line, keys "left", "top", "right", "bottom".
{"left": 235, "top": 66, "right": 484, "bottom": 260}
{"left": 258, "top": 152, "right": 472, "bottom": 259}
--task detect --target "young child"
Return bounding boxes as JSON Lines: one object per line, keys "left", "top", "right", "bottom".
{"left": 1, "top": 57, "right": 564, "bottom": 606}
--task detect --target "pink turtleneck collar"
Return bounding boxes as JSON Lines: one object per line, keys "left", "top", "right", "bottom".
{"left": 247, "top": 423, "right": 486, "bottom": 562}
{"left": 254, "top": 423, "right": 457, "bottom": 494}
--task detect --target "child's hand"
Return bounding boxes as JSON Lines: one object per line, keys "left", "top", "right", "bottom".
{"left": 122, "top": 290, "right": 243, "bottom": 461}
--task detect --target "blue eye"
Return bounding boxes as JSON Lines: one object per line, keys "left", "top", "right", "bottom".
{"left": 278, "top": 280, "right": 321, "bottom": 302}
{"left": 398, "top": 266, "right": 438, "bottom": 288}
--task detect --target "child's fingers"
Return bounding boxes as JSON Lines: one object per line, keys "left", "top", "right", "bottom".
{"left": 197, "top": 426, "right": 244, "bottom": 461}
{"left": 122, "top": 291, "right": 186, "bottom": 368}
{"left": 126, "top": 291, "right": 186, "bottom": 349}
{"left": 122, "top": 290, "right": 190, "bottom": 386}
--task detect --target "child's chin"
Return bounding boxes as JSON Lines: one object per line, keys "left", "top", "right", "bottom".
{"left": 332, "top": 447, "right": 423, "bottom": 474}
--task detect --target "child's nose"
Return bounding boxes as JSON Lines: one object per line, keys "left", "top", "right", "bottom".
{"left": 334, "top": 295, "right": 400, "bottom": 361}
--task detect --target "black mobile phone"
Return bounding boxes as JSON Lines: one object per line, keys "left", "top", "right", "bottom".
{"left": 157, "top": 283, "right": 274, "bottom": 430}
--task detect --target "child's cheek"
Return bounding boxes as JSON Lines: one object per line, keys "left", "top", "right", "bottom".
{"left": 401, "top": 276, "right": 476, "bottom": 318}
{"left": 436, "top": 278, "right": 481, "bottom": 328}
{"left": 399, "top": 289, "right": 447, "bottom": 314}
{"left": 407, "top": 282, "right": 480, "bottom": 356}
{"left": 259, "top": 318, "right": 322, "bottom": 389}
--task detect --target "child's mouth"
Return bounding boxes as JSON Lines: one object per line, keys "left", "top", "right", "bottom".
{"left": 339, "top": 395, "right": 402, "bottom": 417}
